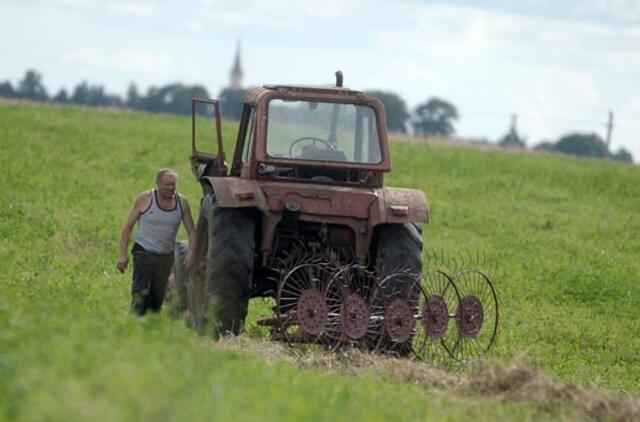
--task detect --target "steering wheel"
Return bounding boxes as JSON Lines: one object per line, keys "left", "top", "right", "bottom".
{"left": 288, "top": 136, "right": 335, "bottom": 158}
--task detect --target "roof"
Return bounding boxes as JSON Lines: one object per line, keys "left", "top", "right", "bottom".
{"left": 244, "top": 84, "right": 368, "bottom": 105}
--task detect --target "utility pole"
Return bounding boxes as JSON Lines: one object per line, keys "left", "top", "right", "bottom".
{"left": 605, "top": 110, "right": 614, "bottom": 155}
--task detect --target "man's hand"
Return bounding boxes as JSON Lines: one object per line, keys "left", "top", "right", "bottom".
{"left": 117, "top": 254, "right": 129, "bottom": 273}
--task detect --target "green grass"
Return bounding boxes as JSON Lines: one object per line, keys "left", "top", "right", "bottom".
{"left": 1, "top": 102, "right": 638, "bottom": 420}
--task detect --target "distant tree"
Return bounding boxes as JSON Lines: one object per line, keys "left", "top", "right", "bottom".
{"left": 53, "top": 89, "right": 69, "bottom": 103}
{"left": 366, "top": 90, "right": 409, "bottom": 133}
{"left": 71, "top": 81, "right": 90, "bottom": 104}
{"left": 87, "top": 85, "right": 106, "bottom": 106}
{"left": 612, "top": 147, "right": 633, "bottom": 163}
{"left": 126, "top": 82, "right": 140, "bottom": 109}
{"left": 69, "top": 81, "right": 122, "bottom": 107}
{"left": 412, "top": 97, "right": 459, "bottom": 137}
{"left": 554, "top": 132, "right": 608, "bottom": 158}
{"left": 140, "top": 83, "right": 209, "bottom": 115}
{"left": 219, "top": 87, "right": 246, "bottom": 119}
{"left": 18, "top": 69, "right": 48, "bottom": 100}
{"left": 533, "top": 141, "right": 555, "bottom": 152}
{"left": 0, "top": 81, "right": 15, "bottom": 98}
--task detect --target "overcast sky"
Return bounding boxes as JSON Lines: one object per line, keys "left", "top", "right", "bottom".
{"left": 2, "top": 0, "right": 639, "bottom": 160}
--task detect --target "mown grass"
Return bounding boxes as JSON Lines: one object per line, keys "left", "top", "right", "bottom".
{"left": 1, "top": 102, "right": 638, "bottom": 420}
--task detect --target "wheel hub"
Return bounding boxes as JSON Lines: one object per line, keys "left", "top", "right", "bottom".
{"left": 384, "top": 298, "right": 416, "bottom": 343}
{"left": 296, "top": 288, "right": 329, "bottom": 335}
{"left": 342, "top": 293, "right": 371, "bottom": 340}
{"left": 457, "top": 295, "right": 484, "bottom": 337}
{"left": 422, "top": 295, "right": 449, "bottom": 339}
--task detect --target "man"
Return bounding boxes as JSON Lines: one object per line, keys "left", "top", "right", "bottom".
{"left": 117, "top": 168, "right": 196, "bottom": 315}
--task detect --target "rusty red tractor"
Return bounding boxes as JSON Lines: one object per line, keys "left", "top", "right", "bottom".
{"left": 172, "top": 72, "right": 498, "bottom": 361}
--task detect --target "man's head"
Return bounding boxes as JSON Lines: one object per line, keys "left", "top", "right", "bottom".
{"left": 156, "top": 168, "right": 178, "bottom": 199}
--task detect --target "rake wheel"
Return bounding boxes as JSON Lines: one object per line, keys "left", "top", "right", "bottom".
{"left": 274, "top": 261, "right": 334, "bottom": 344}
{"left": 375, "top": 270, "right": 422, "bottom": 356}
{"left": 324, "top": 265, "right": 384, "bottom": 350}
{"left": 414, "top": 269, "right": 461, "bottom": 361}
{"left": 446, "top": 269, "right": 499, "bottom": 361}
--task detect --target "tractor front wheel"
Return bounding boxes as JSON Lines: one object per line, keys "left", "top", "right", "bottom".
{"left": 201, "top": 193, "right": 255, "bottom": 338}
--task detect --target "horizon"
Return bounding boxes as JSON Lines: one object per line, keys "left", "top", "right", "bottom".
{"left": 2, "top": 0, "right": 639, "bottom": 160}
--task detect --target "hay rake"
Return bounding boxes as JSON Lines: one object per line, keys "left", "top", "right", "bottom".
{"left": 257, "top": 249, "right": 500, "bottom": 362}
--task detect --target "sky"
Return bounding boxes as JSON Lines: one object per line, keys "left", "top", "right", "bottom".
{"left": 2, "top": 0, "right": 639, "bottom": 160}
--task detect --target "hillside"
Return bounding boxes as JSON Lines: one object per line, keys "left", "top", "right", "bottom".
{"left": 1, "top": 103, "right": 639, "bottom": 420}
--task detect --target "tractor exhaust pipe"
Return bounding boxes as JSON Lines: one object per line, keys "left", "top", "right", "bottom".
{"left": 335, "top": 71, "right": 343, "bottom": 88}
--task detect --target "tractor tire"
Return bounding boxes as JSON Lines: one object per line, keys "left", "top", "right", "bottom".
{"left": 374, "top": 223, "right": 423, "bottom": 277}
{"left": 374, "top": 223, "right": 423, "bottom": 356}
{"left": 201, "top": 193, "right": 255, "bottom": 338}
{"left": 167, "top": 240, "right": 189, "bottom": 319}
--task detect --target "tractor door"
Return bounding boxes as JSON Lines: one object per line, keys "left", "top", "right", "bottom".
{"left": 191, "top": 97, "right": 227, "bottom": 179}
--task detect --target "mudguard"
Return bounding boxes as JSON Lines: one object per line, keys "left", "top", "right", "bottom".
{"left": 373, "top": 187, "right": 429, "bottom": 224}
{"left": 202, "top": 176, "right": 268, "bottom": 212}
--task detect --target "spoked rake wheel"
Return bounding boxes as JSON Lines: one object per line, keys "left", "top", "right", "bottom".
{"left": 376, "top": 270, "right": 423, "bottom": 356}
{"left": 275, "top": 262, "right": 334, "bottom": 344}
{"left": 324, "top": 265, "right": 383, "bottom": 350}
{"left": 413, "top": 269, "right": 461, "bottom": 361}
{"left": 447, "top": 269, "right": 499, "bottom": 362}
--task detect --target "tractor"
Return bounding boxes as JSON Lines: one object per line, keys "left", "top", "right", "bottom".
{"left": 172, "top": 72, "right": 498, "bottom": 361}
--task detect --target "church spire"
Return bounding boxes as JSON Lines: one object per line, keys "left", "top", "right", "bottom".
{"left": 229, "top": 41, "right": 243, "bottom": 89}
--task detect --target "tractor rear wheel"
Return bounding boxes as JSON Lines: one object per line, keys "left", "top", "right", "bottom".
{"left": 374, "top": 223, "right": 423, "bottom": 277}
{"left": 201, "top": 193, "right": 255, "bottom": 338}
{"left": 374, "top": 223, "right": 423, "bottom": 355}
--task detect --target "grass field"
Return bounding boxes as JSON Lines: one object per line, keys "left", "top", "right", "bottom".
{"left": 1, "top": 102, "right": 639, "bottom": 420}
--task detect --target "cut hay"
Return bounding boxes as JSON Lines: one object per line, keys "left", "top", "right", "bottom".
{"left": 216, "top": 335, "right": 640, "bottom": 421}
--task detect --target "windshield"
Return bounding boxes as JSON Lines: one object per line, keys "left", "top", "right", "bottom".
{"left": 266, "top": 99, "right": 382, "bottom": 164}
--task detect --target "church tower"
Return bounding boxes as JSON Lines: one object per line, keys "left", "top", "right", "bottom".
{"left": 229, "top": 42, "right": 243, "bottom": 89}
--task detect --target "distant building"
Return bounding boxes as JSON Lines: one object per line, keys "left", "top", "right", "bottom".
{"left": 229, "top": 42, "right": 243, "bottom": 89}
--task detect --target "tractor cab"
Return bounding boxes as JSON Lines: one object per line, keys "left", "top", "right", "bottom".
{"left": 190, "top": 74, "right": 391, "bottom": 189}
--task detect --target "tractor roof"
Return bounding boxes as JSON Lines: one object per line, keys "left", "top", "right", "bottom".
{"left": 244, "top": 84, "right": 368, "bottom": 105}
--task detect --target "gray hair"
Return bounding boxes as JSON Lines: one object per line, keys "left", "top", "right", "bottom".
{"left": 156, "top": 168, "right": 178, "bottom": 184}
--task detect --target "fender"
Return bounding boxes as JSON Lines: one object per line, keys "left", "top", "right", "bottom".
{"left": 373, "top": 187, "right": 429, "bottom": 225}
{"left": 202, "top": 176, "right": 268, "bottom": 212}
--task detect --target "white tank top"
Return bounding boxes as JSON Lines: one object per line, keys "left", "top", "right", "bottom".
{"left": 135, "top": 189, "right": 182, "bottom": 254}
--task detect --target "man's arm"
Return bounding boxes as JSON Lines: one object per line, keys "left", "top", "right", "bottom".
{"left": 179, "top": 195, "right": 197, "bottom": 268}
{"left": 117, "top": 192, "right": 149, "bottom": 273}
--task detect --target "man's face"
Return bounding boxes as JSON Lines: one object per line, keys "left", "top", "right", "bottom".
{"left": 157, "top": 174, "right": 177, "bottom": 199}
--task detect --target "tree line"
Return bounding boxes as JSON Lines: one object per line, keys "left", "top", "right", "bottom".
{"left": 366, "top": 90, "right": 632, "bottom": 163}
{"left": 0, "top": 69, "right": 212, "bottom": 115}
{"left": 0, "top": 69, "right": 633, "bottom": 163}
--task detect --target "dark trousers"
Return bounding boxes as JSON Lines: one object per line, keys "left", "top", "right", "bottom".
{"left": 131, "top": 243, "right": 174, "bottom": 315}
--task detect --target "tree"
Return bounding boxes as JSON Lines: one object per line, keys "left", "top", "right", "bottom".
{"left": 71, "top": 81, "right": 90, "bottom": 104}
{"left": 0, "top": 81, "right": 15, "bottom": 98}
{"left": 612, "top": 147, "right": 633, "bottom": 163}
{"left": 70, "top": 81, "right": 122, "bottom": 107}
{"left": 554, "top": 133, "right": 608, "bottom": 158}
{"left": 412, "top": 97, "right": 459, "bottom": 137}
{"left": 17, "top": 69, "right": 48, "bottom": 100}
{"left": 366, "top": 90, "right": 409, "bottom": 133}
{"left": 53, "top": 89, "right": 69, "bottom": 103}
{"left": 126, "top": 82, "right": 140, "bottom": 109}
{"left": 219, "top": 87, "right": 246, "bottom": 119}
{"left": 140, "top": 83, "right": 209, "bottom": 115}
{"left": 533, "top": 141, "right": 555, "bottom": 152}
